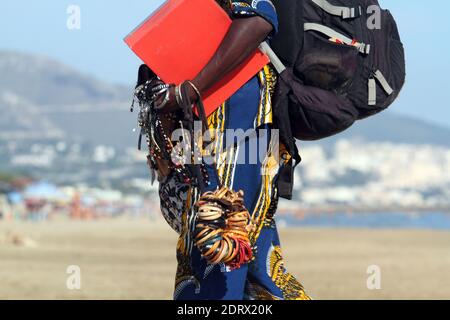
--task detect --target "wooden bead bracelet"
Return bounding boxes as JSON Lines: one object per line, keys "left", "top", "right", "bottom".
{"left": 193, "top": 187, "right": 255, "bottom": 270}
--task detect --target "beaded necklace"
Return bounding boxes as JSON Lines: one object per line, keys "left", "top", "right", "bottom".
{"left": 133, "top": 81, "right": 209, "bottom": 185}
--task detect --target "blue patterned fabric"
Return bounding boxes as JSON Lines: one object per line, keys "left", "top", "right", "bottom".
{"left": 175, "top": 124, "right": 308, "bottom": 300}
{"left": 231, "top": 0, "right": 279, "bottom": 34}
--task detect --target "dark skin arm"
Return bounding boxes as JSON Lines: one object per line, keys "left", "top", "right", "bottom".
{"left": 156, "top": 15, "right": 273, "bottom": 112}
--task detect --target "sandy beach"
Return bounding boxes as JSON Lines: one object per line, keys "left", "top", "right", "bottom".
{"left": 1, "top": 219, "right": 449, "bottom": 300}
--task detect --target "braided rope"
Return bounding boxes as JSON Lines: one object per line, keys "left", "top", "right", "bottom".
{"left": 193, "top": 187, "right": 255, "bottom": 270}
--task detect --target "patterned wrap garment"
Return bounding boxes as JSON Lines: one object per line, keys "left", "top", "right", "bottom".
{"left": 158, "top": 0, "right": 310, "bottom": 300}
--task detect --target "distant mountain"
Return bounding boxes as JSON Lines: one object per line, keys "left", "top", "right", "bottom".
{"left": 0, "top": 51, "right": 130, "bottom": 106}
{"left": 0, "top": 51, "right": 136, "bottom": 147}
{"left": 0, "top": 92, "right": 65, "bottom": 140}
{"left": 0, "top": 51, "right": 449, "bottom": 149}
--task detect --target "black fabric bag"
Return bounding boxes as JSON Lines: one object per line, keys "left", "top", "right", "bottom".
{"left": 262, "top": 0, "right": 406, "bottom": 198}
{"left": 269, "top": 0, "right": 406, "bottom": 140}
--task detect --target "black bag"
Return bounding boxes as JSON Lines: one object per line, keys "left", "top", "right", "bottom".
{"left": 262, "top": 0, "right": 406, "bottom": 199}
{"left": 269, "top": 0, "right": 406, "bottom": 141}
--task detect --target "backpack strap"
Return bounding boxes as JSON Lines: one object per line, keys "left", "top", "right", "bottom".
{"left": 259, "top": 42, "right": 286, "bottom": 74}
{"left": 304, "top": 23, "right": 371, "bottom": 55}
{"left": 311, "top": 0, "right": 362, "bottom": 19}
{"left": 368, "top": 70, "right": 394, "bottom": 106}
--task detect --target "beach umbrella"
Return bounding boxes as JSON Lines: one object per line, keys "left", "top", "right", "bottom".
{"left": 7, "top": 192, "right": 22, "bottom": 204}
{"left": 23, "top": 182, "right": 66, "bottom": 201}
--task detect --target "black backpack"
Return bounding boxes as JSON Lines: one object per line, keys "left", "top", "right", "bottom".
{"left": 263, "top": 0, "right": 406, "bottom": 198}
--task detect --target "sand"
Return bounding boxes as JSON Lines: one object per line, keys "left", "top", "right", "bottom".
{"left": 1, "top": 219, "right": 449, "bottom": 300}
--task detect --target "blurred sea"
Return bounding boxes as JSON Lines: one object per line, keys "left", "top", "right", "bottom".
{"left": 278, "top": 212, "right": 450, "bottom": 230}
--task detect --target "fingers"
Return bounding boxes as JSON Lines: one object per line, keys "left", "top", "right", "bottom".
{"left": 154, "top": 86, "right": 180, "bottom": 113}
{"left": 150, "top": 84, "right": 170, "bottom": 96}
{"left": 134, "top": 70, "right": 180, "bottom": 113}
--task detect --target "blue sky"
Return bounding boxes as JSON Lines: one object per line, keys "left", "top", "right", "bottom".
{"left": 1, "top": 0, "right": 449, "bottom": 127}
